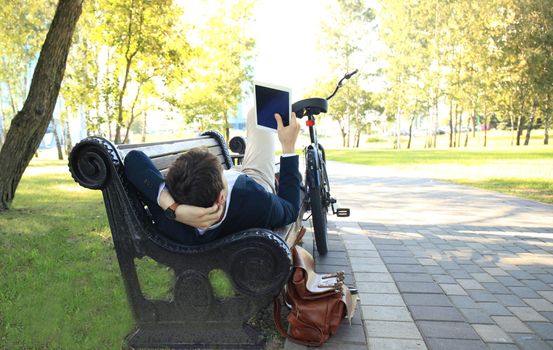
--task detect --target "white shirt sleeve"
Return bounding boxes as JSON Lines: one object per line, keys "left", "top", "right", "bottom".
{"left": 157, "top": 182, "right": 166, "bottom": 205}
{"left": 281, "top": 153, "right": 298, "bottom": 158}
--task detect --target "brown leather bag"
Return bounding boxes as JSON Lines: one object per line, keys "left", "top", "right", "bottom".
{"left": 273, "top": 245, "right": 356, "bottom": 347}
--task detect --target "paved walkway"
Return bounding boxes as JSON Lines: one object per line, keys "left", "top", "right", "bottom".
{"left": 285, "top": 161, "right": 553, "bottom": 350}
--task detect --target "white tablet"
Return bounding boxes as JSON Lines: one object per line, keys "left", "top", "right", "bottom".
{"left": 254, "top": 82, "right": 291, "bottom": 132}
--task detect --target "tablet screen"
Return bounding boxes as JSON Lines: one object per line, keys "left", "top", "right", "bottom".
{"left": 254, "top": 83, "right": 291, "bottom": 132}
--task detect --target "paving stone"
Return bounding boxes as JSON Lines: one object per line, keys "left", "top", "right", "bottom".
{"left": 364, "top": 320, "right": 422, "bottom": 339}
{"left": 372, "top": 237, "right": 403, "bottom": 245}
{"left": 368, "top": 338, "right": 427, "bottom": 350}
{"left": 482, "top": 282, "right": 511, "bottom": 295}
{"left": 325, "top": 323, "right": 367, "bottom": 344}
{"left": 538, "top": 291, "right": 553, "bottom": 303}
{"left": 462, "top": 264, "right": 485, "bottom": 273}
{"left": 509, "top": 287, "right": 541, "bottom": 299}
{"left": 509, "top": 270, "right": 536, "bottom": 280}
{"left": 487, "top": 344, "right": 521, "bottom": 350}
{"left": 467, "top": 289, "right": 498, "bottom": 302}
{"left": 361, "top": 305, "right": 413, "bottom": 321}
{"left": 350, "top": 257, "right": 386, "bottom": 265}
{"left": 403, "top": 293, "right": 452, "bottom": 307}
{"left": 387, "top": 264, "right": 427, "bottom": 274}
{"left": 375, "top": 244, "right": 410, "bottom": 251}
{"left": 381, "top": 256, "right": 419, "bottom": 264}
{"left": 349, "top": 263, "right": 388, "bottom": 273}
{"left": 511, "top": 333, "right": 552, "bottom": 350}
{"left": 535, "top": 274, "right": 553, "bottom": 284}
{"left": 354, "top": 272, "right": 394, "bottom": 282}
{"left": 432, "top": 275, "right": 456, "bottom": 284}
{"left": 527, "top": 322, "right": 553, "bottom": 340}
{"left": 471, "top": 273, "right": 498, "bottom": 283}
{"left": 397, "top": 281, "right": 443, "bottom": 294}
{"left": 357, "top": 282, "right": 399, "bottom": 294}
{"left": 440, "top": 283, "right": 468, "bottom": 296}
{"left": 457, "top": 279, "right": 485, "bottom": 290}
{"left": 449, "top": 270, "right": 472, "bottom": 279}
{"left": 523, "top": 298, "right": 553, "bottom": 312}
{"left": 392, "top": 273, "right": 434, "bottom": 282}
{"left": 450, "top": 295, "right": 479, "bottom": 309}
{"left": 379, "top": 250, "right": 414, "bottom": 257}
{"left": 409, "top": 306, "right": 465, "bottom": 322}
{"left": 478, "top": 302, "right": 513, "bottom": 316}
{"left": 358, "top": 293, "right": 405, "bottom": 306}
{"left": 495, "top": 294, "right": 527, "bottom": 307}
{"left": 425, "top": 266, "right": 447, "bottom": 275}
{"left": 492, "top": 316, "right": 533, "bottom": 333}
{"left": 418, "top": 258, "right": 438, "bottom": 266}
{"left": 524, "top": 279, "right": 553, "bottom": 291}
{"left": 348, "top": 250, "right": 381, "bottom": 258}
{"left": 496, "top": 276, "right": 525, "bottom": 287}
{"left": 460, "top": 308, "right": 494, "bottom": 324}
{"left": 417, "top": 321, "right": 480, "bottom": 340}
{"left": 541, "top": 311, "right": 553, "bottom": 323}
{"left": 473, "top": 324, "right": 513, "bottom": 343}
{"left": 483, "top": 267, "right": 510, "bottom": 276}
{"left": 425, "top": 338, "right": 487, "bottom": 350}
{"left": 508, "top": 307, "right": 548, "bottom": 321}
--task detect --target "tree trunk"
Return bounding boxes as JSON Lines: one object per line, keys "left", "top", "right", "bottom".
{"left": 448, "top": 100, "right": 453, "bottom": 148}
{"left": 0, "top": 0, "right": 83, "bottom": 211}
{"left": 224, "top": 111, "right": 230, "bottom": 142}
{"left": 516, "top": 112, "right": 524, "bottom": 146}
{"left": 0, "top": 112, "right": 5, "bottom": 150}
{"left": 483, "top": 105, "right": 488, "bottom": 147}
{"left": 142, "top": 111, "right": 147, "bottom": 143}
{"left": 516, "top": 93, "right": 526, "bottom": 146}
{"left": 464, "top": 117, "right": 470, "bottom": 147}
{"left": 64, "top": 117, "right": 72, "bottom": 156}
{"left": 407, "top": 116, "right": 415, "bottom": 149}
{"left": 52, "top": 120, "right": 64, "bottom": 160}
{"left": 524, "top": 100, "right": 537, "bottom": 146}
{"left": 545, "top": 94, "right": 551, "bottom": 145}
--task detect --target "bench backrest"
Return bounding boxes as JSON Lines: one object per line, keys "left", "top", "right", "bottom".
{"left": 117, "top": 132, "right": 233, "bottom": 175}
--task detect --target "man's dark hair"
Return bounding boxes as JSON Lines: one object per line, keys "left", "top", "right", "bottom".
{"left": 165, "top": 148, "right": 224, "bottom": 208}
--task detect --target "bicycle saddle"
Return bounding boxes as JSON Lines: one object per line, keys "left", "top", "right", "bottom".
{"left": 292, "top": 98, "right": 328, "bottom": 118}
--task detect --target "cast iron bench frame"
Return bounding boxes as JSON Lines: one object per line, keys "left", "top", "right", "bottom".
{"left": 68, "top": 132, "right": 294, "bottom": 349}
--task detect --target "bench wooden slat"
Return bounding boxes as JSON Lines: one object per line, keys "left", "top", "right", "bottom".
{"left": 151, "top": 148, "right": 226, "bottom": 171}
{"left": 118, "top": 137, "right": 219, "bottom": 159}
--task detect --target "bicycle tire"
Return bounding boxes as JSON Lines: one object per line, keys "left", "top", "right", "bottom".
{"left": 307, "top": 149, "right": 329, "bottom": 255}
{"left": 309, "top": 183, "right": 328, "bottom": 255}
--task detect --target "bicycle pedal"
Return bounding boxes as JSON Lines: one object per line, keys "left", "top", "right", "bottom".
{"left": 336, "top": 208, "right": 350, "bottom": 217}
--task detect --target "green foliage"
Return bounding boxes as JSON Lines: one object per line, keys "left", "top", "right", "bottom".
{"left": 313, "top": 0, "right": 382, "bottom": 147}
{"left": 378, "top": 0, "right": 553, "bottom": 147}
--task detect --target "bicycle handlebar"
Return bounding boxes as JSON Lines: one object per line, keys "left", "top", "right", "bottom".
{"left": 326, "top": 69, "right": 358, "bottom": 101}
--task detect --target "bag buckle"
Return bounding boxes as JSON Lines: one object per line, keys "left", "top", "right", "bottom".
{"left": 322, "top": 271, "right": 345, "bottom": 282}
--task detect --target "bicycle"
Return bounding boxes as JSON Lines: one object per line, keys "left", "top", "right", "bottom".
{"left": 292, "top": 69, "right": 358, "bottom": 255}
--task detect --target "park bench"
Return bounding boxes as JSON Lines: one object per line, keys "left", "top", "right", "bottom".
{"left": 68, "top": 131, "right": 298, "bottom": 349}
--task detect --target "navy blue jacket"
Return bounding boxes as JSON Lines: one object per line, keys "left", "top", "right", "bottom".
{"left": 124, "top": 150, "right": 301, "bottom": 245}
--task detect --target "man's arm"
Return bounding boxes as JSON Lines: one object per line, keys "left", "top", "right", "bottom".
{"left": 159, "top": 189, "right": 223, "bottom": 229}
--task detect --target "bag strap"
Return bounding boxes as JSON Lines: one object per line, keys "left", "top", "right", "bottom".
{"left": 272, "top": 296, "right": 324, "bottom": 347}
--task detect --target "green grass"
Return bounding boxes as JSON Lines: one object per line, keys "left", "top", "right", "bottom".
{"left": 326, "top": 146, "right": 553, "bottom": 204}
{"left": 0, "top": 161, "right": 134, "bottom": 349}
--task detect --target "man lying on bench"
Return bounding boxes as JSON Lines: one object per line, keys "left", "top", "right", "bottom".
{"left": 124, "top": 110, "right": 302, "bottom": 245}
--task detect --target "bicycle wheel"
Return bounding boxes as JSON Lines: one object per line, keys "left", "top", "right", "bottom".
{"left": 307, "top": 150, "right": 329, "bottom": 255}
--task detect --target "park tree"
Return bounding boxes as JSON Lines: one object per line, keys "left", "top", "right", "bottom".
{"left": 0, "top": 0, "right": 57, "bottom": 149}
{"left": 172, "top": 0, "right": 255, "bottom": 141}
{"left": 0, "top": 0, "right": 83, "bottom": 211}
{"left": 314, "top": 0, "right": 376, "bottom": 147}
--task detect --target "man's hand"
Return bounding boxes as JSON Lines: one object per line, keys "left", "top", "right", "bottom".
{"left": 275, "top": 112, "right": 300, "bottom": 154}
{"left": 174, "top": 203, "right": 224, "bottom": 229}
